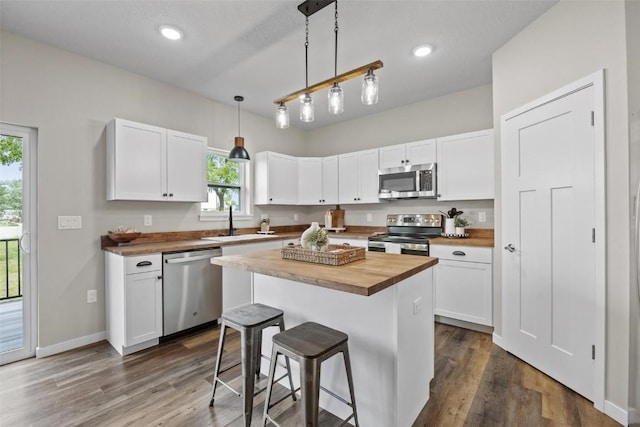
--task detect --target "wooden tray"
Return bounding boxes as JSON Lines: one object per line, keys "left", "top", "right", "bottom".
{"left": 281, "top": 244, "right": 365, "bottom": 266}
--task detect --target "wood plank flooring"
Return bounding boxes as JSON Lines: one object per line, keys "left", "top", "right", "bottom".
{"left": 0, "top": 322, "right": 619, "bottom": 426}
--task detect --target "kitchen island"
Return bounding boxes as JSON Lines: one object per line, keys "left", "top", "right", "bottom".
{"left": 212, "top": 249, "right": 438, "bottom": 426}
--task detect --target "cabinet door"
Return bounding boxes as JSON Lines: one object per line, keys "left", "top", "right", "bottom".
{"left": 379, "top": 144, "right": 406, "bottom": 169}
{"left": 433, "top": 260, "right": 492, "bottom": 326}
{"left": 321, "top": 155, "right": 339, "bottom": 205}
{"left": 329, "top": 237, "right": 368, "bottom": 250}
{"left": 268, "top": 152, "right": 298, "bottom": 204}
{"left": 298, "top": 157, "right": 323, "bottom": 204}
{"left": 406, "top": 139, "right": 436, "bottom": 165}
{"left": 437, "top": 129, "right": 494, "bottom": 200}
{"left": 338, "top": 152, "right": 360, "bottom": 204}
{"left": 108, "top": 119, "right": 167, "bottom": 201}
{"left": 357, "top": 149, "right": 381, "bottom": 203}
{"left": 166, "top": 130, "right": 207, "bottom": 202}
{"left": 125, "top": 271, "right": 162, "bottom": 346}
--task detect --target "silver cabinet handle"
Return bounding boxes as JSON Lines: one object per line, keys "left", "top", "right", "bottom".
{"left": 504, "top": 244, "right": 516, "bottom": 252}
{"left": 452, "top": 250, "right": 466, "bottom": 256}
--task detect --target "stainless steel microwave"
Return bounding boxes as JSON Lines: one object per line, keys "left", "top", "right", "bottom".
{"left": 378, "top": 163, "right": 437, "bottom": 199}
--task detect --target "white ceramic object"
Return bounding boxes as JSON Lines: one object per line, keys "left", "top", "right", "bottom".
{"left": 455, "top": 226, "right": 466, "bottom": 235}
{"left": 444, "top": 218, "right": 455, "bottom": 235}
{"left": 301, "top": 221, "right": 320, "bottom": 249}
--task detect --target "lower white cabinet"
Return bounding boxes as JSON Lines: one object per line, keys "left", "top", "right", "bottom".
{"left": 105, "top": 252, "right": 163, "bottom": 355}
{"left": 221, "top": 240, "right": 283, "bottom": 311}
{"left": 329, "top": 237, "right": 368, "bottom": 250}
{"left": 431, "top": 245, "right": 493, "bottom": 326}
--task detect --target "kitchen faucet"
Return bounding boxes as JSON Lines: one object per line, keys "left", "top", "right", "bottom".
{"left": 228, "top": 206, "right": 234, "bottom": 236}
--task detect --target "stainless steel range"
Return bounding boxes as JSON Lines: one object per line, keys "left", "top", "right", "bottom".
{"left": 368, "top": 214, "right": 442, "bottom": 255}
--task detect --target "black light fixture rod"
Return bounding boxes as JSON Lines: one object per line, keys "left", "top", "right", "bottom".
{"left": 305, "top": 16, "right": 309, "bottom": 89}
{"left": 234, "top": 95, "right": 243, "bottom": 135}
{"left": 334, "top": 1, "right": 338, "bottom": 78}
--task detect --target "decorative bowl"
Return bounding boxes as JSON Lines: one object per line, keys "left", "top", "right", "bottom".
{"left": 108, "top": 232, "right": 142, "bottom": 243}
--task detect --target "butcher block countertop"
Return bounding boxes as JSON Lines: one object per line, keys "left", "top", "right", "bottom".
{"left": 211, "top": 249, "right": 438, "bottom": 296}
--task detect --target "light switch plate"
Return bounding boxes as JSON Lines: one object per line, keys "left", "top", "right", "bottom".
{"left": 478, "top": 211, "right": 487, "bottom": 223}
{"left": 366, "top": 213, "right": 373, "bottom": 222}
{"left": 58, "top": 215, "right": 82, "bottom": 229}
{"left": 87, "top": 289, "right": 97, "bottom": 303}
{"left": 144, "top": 215, "right": 152, "bottom": 226}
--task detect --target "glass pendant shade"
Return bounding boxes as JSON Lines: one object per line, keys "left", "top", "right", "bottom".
{"left": 328, "top": 83, "right": 344, "bottom": 114}
{"left": 276, "top": 103, "right": 289, "bottom": 129}
{"left": 361, "top": 70, "right": 379, "bottom": 105}
{"left": 300, "top": 94, "right": 314, "bottom": 122}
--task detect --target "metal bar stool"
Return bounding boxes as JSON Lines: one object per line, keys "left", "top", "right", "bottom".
{"left": 210, "top": 303, "right": 296, "bottom": 427}
{"left": 262, "top": 321, "right": 359, "bottom": 427}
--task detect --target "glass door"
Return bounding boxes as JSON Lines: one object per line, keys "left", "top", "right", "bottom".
{"left": 0, "top": 123, "right": 37, "bottom": 365}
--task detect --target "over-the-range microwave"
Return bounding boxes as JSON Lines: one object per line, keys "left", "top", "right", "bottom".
{"left": 378, "top": 163, "right": 437, "bottom": 199}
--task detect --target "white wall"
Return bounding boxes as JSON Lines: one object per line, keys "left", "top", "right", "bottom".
{"left": 627, "top": 0, "right": 640, "bottom": 422}
{"left": 0, "top": 31, "right": 308, "bottom": 349}
{"left": 492, "top": 0, "right": 629, "bottom": 410}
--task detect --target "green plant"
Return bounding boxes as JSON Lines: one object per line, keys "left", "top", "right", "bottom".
{"left": 454, "top": 216, "right": 470, "bottom": 227}
{"left": 304, "top": 228, "right": 328, "bottom": 247}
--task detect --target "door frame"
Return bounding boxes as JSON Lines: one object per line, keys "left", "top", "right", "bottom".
{"left": 0, "top": 123, "right": 38, "bottom": 365}
{"left": 500, "top": 69, "right": 605, "bottom": 410}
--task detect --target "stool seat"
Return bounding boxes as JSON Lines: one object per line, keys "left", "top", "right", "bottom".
{"left": 273, "top": 321, "right": 348, "bottom": 358}
{"left": 223, "top": 303, "right": 284, "bottom": 328}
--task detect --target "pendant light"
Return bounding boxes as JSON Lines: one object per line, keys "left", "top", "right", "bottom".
{"left": 274, "top": 0, "right": 383, "bottom": 128}
{"left": 327, "top": 2, "right": 343, "bottom": 114}
{"left": 300, "top": 15, "right": 314, "bottom": 122}
{"left": 228, "top": 95, "right": 250, "bottom": 163}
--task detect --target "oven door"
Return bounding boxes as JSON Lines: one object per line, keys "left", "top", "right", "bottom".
{"left": 368, "top": 240, "right": 386, "bottom": 252}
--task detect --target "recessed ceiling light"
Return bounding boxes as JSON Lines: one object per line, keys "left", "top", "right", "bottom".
{"left": 159, "top": 25, "right": 183, "bottom": 41}
{"left": 413, "top": 44, "right": 433, "bottom": 57}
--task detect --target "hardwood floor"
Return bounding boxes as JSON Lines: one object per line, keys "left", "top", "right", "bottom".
{"left": 0, "top": 322, "right": 619, "bottom": 426}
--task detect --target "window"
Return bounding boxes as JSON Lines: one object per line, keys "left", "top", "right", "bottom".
{"left": 201, "top": 148, "right": 249, "bottom": 216}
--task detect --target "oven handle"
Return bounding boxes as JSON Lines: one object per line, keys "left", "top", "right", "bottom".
{"left": 165, "top": 254, "right": 218, "bottom": 264}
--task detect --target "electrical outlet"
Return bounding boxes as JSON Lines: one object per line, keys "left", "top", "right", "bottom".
{"left": 478, "top": 211, "right": 487, "bottom": 223}
{"left": 58, "top": 215, "right": 82, "bottom": 229}
{"left": 261, "top": 214, "right": 269, "bottom": 220}
{"left": 293, "top": 213, "right": 299, "bottom": 222}
{"left": 144, "top": 215, "right": 152, "bottom": 226}
{"left": 366, "top": 213, "right": 372, "bottom": 222}
{"left": 87, "top": 289, "right": 97, "bottom": 303}
{"left": 413, "top": 297, "right": 423, "bottom": 315}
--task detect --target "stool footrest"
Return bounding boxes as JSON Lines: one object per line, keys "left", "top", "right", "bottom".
{"left": 217, "top": 360, "right": 242, "bottom": 375}
{"left": 320, "top": 384, "right": 353, "bottom": 408}
{"left": 214, "top": 377, "right": 241, "bottom": 397}
{"left": 267, "top": 387, "right": 301, "bottom": 411}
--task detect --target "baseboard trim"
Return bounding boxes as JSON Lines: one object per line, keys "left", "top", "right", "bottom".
{"left": 604, "top": 399, "right": 628, "bottom": 426}
{"left": 492, "top": 332, "right": 506, "bottom": 350}
{"left": 36, "top": 331, "right": 106, "bottom": 358}
{"left": 630, "top": 407, "right": 639, "bottom": 426}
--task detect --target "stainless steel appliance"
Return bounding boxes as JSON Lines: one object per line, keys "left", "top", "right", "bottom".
{"left": 162, "top": 248, "right": 222, "bottom": 335}
{"left": 368, "top": 214, "right": 442, "bottom": 255}
{"left": 378, "top": 163, "right": 437, "bottom": 199}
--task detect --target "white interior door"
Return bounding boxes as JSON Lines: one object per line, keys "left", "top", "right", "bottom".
{"left": 502, "top": 83, "right": 599, "bottom": 401}
{"left": 0, "top": 123, "right": 37, "bottom": 365}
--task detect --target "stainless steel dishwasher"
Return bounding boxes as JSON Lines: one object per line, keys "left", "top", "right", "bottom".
{"left": 162, "top": 248, "right": 222, "bottom": 336}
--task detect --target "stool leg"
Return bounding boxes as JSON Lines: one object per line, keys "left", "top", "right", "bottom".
{"left": 279, "top": 320, "right": 297, "bottom": 402}
{"left": 342, "top": 345, "right": 359, "bottom": 427}
{"left": 300, "top": 358, "right": 321, "bottom": 427}
{"left": 255, "top": 329, "right": 263, "bottom": 380}
{"left": 241, "top": 327, "right": 257, "bottom": 427}
{"left": 210, "top": 322, "right": 227, "bottom": 406}
{"left": 262, "top": 345, "right": 280, "bottom": 426}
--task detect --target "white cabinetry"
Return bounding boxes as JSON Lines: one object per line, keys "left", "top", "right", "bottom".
{"left": 254, "top": 151, "right": 298, "bottom": 205}
{"left": 106, "top": 118, "right": 207, "bottom": 202}
{"left": 105, "top": 252, "right": 163, "bottom": 355}
{"left": 379, "top": 139, "right": 436, "bottom": 169}
{"left": 221, "top": 240, "right": 284, "bottom": 311}
{"left": 436, "top": 129, "right": 494, "bottom": 200}
{"left": 297, "top": 156, "right": 339, "bottom": 205}
{"left": 431, "top": 245, "right": 493, "bottom": 326}
{"left": 338, "top": 149, "right": 380, "bottom": 204}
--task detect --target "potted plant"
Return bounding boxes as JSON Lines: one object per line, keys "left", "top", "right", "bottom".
{"left": 454, "top": 216, "right": 470, "bottom": 235}
{"left": 440, "top": 208, "right": 464, "bottom": 235}
{"left": 305, "top": 228, "right": 329, "bottom": 251}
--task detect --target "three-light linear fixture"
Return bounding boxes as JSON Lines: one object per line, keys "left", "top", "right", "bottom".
{"left": 274, "top": 0, "right": 383, "bottom": 129}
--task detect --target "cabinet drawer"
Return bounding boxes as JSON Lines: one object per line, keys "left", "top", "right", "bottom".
{"left": 430, "top": 245, "right": 492, "bottom": 263}
{"left": 125, "top": 254, "right": 162, "bottom": 274}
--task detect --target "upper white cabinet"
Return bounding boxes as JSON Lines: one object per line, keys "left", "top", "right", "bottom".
{"left": 254, "top": 151, "right": 298, "bottom": 205}
{"left": 106, "top": 118, "right": 207, "bottom": 202}
{"left": 379, "top": 139, "right": 436, "bottom": 169}
{"left": 298, "top": 156, "right": 339, "bottom": 205}
{"left": 436, "top": 129, "right": 494, "bottom": 201}
{"left": 339, "top": 148, "right": 380, "bottom": 204}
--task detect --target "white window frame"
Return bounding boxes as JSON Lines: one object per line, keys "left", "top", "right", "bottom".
{"left": 199, "top": 148, "right": 252, "bottom": 221}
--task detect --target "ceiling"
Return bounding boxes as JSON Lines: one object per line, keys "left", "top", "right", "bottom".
{"left": 0, "top": 0, "right": 556, "bottom": 130}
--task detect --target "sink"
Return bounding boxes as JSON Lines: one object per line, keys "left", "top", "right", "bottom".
{"left": 201, "top": 234, "right": 279, "bottom": 243}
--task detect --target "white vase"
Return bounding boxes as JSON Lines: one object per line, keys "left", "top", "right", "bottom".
{"left": 455, "top": 226, "right": 466, "bottom": 236}
{"left": 301, "top": 221, "right": 320, "bottom": 249}
{"left": 444, "top": 218, "right": 455, "bottom": 235}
